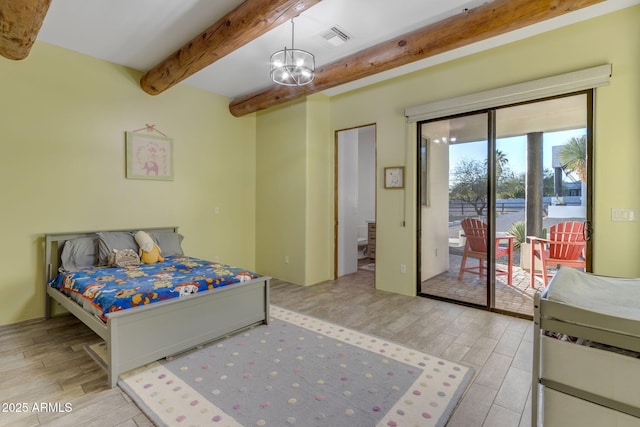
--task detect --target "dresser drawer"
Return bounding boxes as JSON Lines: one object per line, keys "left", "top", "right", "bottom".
{"left": 367, "top": 222, "right": 376, "bottom": 261}
{"left": 367, "top": 223, "right": 376, "bottom": 239}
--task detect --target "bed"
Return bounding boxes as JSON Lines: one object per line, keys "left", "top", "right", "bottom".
{"left": 44, "top": 227, "right": 270, "bottom": 388}
{"left": 532, "top": 267, "right": 640, "bottom": 426}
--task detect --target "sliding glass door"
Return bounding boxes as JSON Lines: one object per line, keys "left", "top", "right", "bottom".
{"left": 419, "top": 112, "right": 490, "bottom": 307}
{"left": 418, "top": 92, "right": 591, "bottom": 316}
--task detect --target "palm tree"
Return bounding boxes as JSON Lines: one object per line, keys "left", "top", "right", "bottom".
{"left": 484, "top": 149, "right": 509, "bottom": 179}
{"left": 558, "top": 135, "right": 587, "bottom": 182}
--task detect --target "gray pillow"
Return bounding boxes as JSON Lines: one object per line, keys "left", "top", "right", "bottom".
{"left": 96, "top": 231, "right": 139, "bottom": 265}
{"left": 60, "top": 237, "right": 98, "bottom": 271}
{"left": 151, "top": 232, "right": 184, "bottom": 257}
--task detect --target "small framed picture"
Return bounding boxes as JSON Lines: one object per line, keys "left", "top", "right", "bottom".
{"left": 384, "top": 166, "right": 405, "bottom": 189}
{"left": 125, "top": 131, "right": 174, "bottom": 181}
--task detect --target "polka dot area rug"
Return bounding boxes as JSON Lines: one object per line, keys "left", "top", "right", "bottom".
{"left": 118, "top": 306, "right": 474, "bottom": 427}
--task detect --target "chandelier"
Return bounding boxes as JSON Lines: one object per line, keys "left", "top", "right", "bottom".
{"left": 270, "top": 18, "right": 315, "bottom": 86}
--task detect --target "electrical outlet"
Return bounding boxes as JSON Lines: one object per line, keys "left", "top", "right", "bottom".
{"left": 400, "top": 264, "right": 406, "bottom": 274}
{"left": 285, "top": 256, "right": 289, "bottom": 264}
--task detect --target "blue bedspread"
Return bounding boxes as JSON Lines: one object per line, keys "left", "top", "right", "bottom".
{"left": 49, "top": 256, "right": 259, "bottom": 321}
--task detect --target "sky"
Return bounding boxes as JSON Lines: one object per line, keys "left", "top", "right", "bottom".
{"left": 448, "top": 128, "right": 586, "bottom": 176}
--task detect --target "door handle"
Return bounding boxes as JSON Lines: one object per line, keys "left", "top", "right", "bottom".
{"left": 583, "top": 220, "right": 592, "bottom": 241}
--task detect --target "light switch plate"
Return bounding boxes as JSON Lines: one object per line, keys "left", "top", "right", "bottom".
{"left": 611, "top": 208, "right": 638, "bottom": 222}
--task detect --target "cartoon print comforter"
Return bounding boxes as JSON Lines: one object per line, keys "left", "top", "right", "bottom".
{"left": 49, "top": 256, "right": 259, "bottom": 321}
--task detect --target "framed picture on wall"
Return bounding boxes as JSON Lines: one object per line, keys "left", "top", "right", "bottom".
{"left": 125, "top": 131, "right": 174, "bottom": 180}
{"left": 384, "top": 166, "right": 405, "bottom": 189}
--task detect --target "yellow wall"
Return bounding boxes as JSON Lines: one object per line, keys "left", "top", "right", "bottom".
{"left": 0, "top": 42, "right": 257, "bottom": 326}
{"left": 304, "top": 94, "right": 333, "bottom": 285}
{"left": 254, "top": 94, "right": 333, "bottom": 285}
{"left": 328, "top": 5, "right": 640, "bottom": 295}
{"left": 2, "top": 6, "right": 638, "bottom": 325}
{"left": 255, "top": 100, "right": 308, "bottom": 283}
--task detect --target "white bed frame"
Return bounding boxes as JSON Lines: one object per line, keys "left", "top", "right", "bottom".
{"left": 44, "top": 227, "right": 270, "bottom": 388}
{"left": 532, "top": 279, "right": 640, "bottom": 426}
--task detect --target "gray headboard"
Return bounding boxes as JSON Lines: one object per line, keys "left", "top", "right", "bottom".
{"left": 44, "top": 226, "right": 179, "bottom": 282}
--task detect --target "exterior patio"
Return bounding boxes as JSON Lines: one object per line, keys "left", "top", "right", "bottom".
{"left": 420, "top": 212, "right": 584, "bottom": 318}
{"left": 421, "top": 253, "right": 541, "bottom": 317}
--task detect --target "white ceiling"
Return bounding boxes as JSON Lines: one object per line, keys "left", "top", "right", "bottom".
{"left": 36, "top": 0, "right": 639, "bottom": 100}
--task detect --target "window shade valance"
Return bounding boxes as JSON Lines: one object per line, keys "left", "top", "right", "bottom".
{"left": 405, "top": 64, "right": 611, "bottom": 123}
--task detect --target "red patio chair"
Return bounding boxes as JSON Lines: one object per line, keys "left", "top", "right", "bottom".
{"left": 529, "top": 221, "right": 586, "bottom": 287}
{"left": 458, "top": 218, "right": 513, "bottom": 285}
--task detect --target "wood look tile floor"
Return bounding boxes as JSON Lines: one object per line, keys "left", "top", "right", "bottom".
{"left": 0, "top": 270, "right": 533, "bottom": 426}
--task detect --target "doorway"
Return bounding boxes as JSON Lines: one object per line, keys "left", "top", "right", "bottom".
{"left": 335, "top": 124, "right": 376, "bottom": 279}
{"left": 418, "top": 92, "right": 592, "bottom": 317}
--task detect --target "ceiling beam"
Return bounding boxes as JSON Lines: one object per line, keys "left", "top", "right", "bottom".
{"left": 0, "top": 0, "right": 52, "bottom": 60}
{"left": 140, "top": 0, "right": 322, "bottom": 96}
{"left": 229, "top": 0, "right": 604, "bottom": 117}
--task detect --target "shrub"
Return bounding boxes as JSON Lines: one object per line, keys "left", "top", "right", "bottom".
{"left": 508, "top": 221, "right": 547, "bottom": 251}
{"left": 508, "top": 221, "right": 525, "bottom": 251}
